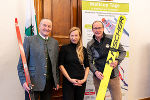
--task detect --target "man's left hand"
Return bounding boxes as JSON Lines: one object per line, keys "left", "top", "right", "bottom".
{"left": 53, "top": 84, "right": 59, "bottom": 90}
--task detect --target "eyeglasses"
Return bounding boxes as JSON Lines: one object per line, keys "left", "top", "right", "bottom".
{"left": 93, "top": 27, "right": 103, "bottom": 30}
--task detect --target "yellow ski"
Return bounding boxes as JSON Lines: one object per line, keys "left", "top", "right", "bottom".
{"left": 96, "top": 15, "right": 126, "bottom": 100}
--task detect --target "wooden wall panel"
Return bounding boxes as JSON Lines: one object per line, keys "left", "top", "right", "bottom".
{"left": 52, "top": 0, "right": 71, "bottom": 37}
{"left": 51, "top": 0, "right": 72, "bottom": 46}
{"left": 35, "top": 0, "right": 43, "bottom": 28}
{"left": 77, "top": 0, "right": 82, "bottom": 30}
{"left": 71, "top": 0, "right": 77, "bottom": 27}
{"left": 43, "top": 0, "right": 51, "bottom": 19}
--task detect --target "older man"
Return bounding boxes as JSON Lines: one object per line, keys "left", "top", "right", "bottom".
{"left": 87, "top": 21, "right": 126, "bottom": 100}
{"left": 17, "top": 19, "right": 59, "bottom": 100}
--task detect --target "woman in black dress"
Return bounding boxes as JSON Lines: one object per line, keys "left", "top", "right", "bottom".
{"left": 59, "top": 27, "right": 89, "bottom": 100}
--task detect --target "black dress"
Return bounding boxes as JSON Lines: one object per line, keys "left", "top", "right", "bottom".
{"left": 59, "top": 43, "right": 89, "bottom": 100}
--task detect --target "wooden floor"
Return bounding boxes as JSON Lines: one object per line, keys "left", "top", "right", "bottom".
{"left": 139, "top": 97, "right": 150, "bottom": 100}
{"left": 51, "top": 86, "right": 63, "bottom": 100}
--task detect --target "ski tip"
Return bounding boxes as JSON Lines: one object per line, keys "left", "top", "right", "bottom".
{"left": 15, "top": 18, "right": 18, "bottom": 24}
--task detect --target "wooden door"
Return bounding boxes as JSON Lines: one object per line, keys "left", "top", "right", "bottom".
{"left": 34, "top": 0, "right": 82, "bottom": 100}
{"left": 35, "top": 0, "right": 82, "bottom": 46}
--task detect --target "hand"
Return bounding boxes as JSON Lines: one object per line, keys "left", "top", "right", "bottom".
{"left": 69, "top": 78, "right": 82, "bottom": 86}
{"left": 78, "top": 79, "right": 86, "bottom": 85}
{"left": 110, "top": 60, "right": 118, "bottom": 69}
{"left": 95, "top": 71, "right": 104, "bottom": 80}
{"left": 73, "top": 79, "right": 85, "bottom": 86}
{"left": 69, "top": 79, "right": 78, "bottom": 84}
{"left": 23, "top": 82, "right": 30, "bottom": 93}
{"left": 53, "top": 84, "right": 59, "bottom": 90}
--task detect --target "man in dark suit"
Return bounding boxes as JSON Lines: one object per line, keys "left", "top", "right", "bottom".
{"left": 17, "top": 18, "right": 59, "bottom": 100}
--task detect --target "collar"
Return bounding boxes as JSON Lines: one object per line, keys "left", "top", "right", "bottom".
{"left": 93, "top": 32, "right": 106, "bottom": 43}
{"left": 70, "top": 42, "right": 77, "bottom": 48}
{"left": 94, "top": 36, "right": 102, "bottom": 43}
{"left": 39, "top": 33, "right": 49, "bottom": 40}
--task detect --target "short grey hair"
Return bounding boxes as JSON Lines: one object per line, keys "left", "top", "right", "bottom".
{"left": 39, "top": 18, "right": 52, "bottom": 26}
{"left": 92, "top": 21, "right": 104, "bottom": 29}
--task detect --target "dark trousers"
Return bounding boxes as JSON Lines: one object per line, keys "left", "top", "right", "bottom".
{"left": 63, "top": 81, "right": 86, "bottom": 100}
{"left": 25, "top": 79, "right": 53, "bottom": 100}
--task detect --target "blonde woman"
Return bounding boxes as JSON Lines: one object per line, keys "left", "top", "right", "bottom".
{"left": 59, "top": 27, "right": 89, "bottom": 100}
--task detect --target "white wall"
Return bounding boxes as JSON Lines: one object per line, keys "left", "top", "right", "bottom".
{"left": 1, "top": 0, "right": 150, "bottom": 100}
{"left": 129, "top": 0, "right": 150, "bottom": 100}
{"left": 0, "top": 0, "right": 25, "bottom": 100}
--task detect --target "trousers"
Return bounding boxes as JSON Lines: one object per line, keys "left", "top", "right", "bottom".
{"left": 62, "top": 80, "right": 86, "bottom": 100}
{"left": 93, "top": 76, "right": 122, "bottom": 100}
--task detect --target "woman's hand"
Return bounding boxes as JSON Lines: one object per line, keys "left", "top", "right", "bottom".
{"left": 73, "top": 79, "right": 86, "bottom": 86}
{"left": 69, "top": 78, "right": 78, "bottom": 84}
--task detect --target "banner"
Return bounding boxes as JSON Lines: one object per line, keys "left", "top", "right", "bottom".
{"left": 82, "top": 1, "right": 129, "bottom": 100}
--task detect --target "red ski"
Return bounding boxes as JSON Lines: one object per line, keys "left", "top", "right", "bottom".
{"left": 15, "top": 18, "right": 35, "bottom": 100}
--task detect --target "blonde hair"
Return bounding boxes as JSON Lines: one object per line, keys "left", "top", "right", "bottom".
{"left": 69, "top": 27, "right": 84, "bottom": 65}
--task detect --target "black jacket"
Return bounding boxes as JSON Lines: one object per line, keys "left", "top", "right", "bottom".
{"left": 87, "top": 33, "right": 126, "bottom": 78}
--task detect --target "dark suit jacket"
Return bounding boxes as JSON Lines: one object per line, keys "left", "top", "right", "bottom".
{"left": 17, "top": 35, "right": 59, "bottom": 91}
